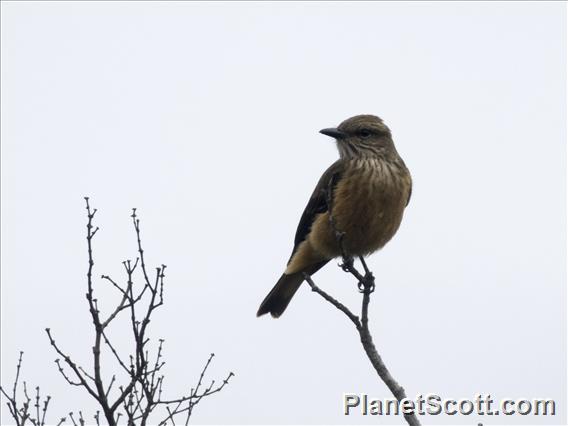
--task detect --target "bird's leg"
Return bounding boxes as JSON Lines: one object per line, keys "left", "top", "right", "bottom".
{"left": 358, "top": 256, "right": 375, "bottom": 294}
{"left": 359, "top": 256, "right": 370, "bottom": 275}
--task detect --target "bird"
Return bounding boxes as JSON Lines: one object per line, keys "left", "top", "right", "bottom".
{"left": 257, "top": 114, "right": 412, "bottom": 318}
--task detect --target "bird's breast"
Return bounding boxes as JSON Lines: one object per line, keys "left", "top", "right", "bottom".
{"left": 310, "top": 158, "right": 411, "bottom": 257}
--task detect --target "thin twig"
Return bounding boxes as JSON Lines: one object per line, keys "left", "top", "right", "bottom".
{"left": 0, "top": 353, "right": 57, "bottom": 426}
{"left": 303, "top": 274, "right": 360, "bottom": 328}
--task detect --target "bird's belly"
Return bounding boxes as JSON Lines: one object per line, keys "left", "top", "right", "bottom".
{"left": 337, "top": 194, "right": 404, "bottom": 255}
{"left": 310, "top": 164, "right": 408, "bottom": 258}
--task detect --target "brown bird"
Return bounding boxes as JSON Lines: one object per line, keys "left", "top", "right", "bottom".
{"left": 257, "top": 114, "right": 412, "bottom": 318}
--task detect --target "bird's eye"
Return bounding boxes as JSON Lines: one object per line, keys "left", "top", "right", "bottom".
{"left": 359, "top": 129, "right": 371, "bottom": 138}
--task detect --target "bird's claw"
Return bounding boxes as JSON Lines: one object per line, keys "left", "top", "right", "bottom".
{"left": 357, "top": 274, "right": 375, "bottom": 293}
{"left": 339, "top": 256, "right": 354, "bottom": 272}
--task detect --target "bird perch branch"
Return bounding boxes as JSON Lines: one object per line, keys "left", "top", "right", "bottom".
{"left": 304, "top": 183, "right": 421, "bottom": 426}
{"left": 304, "top": 261, "right": 420, "bottom": 426}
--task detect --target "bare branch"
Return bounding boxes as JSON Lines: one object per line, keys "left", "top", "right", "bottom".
{"left": 46, "top": 330, "right": 98, "bottom": 400}
{"left": 303, "top": 274, "right": 360, "bottom": 327}
{"left": 306, "top": 190, "right": 421, "bottom": 425}
{"left": 0, "top": 354, "right": 58, "bottom": 426}
{"left": 9, "top": 198, "right": 234, "bottom": 425}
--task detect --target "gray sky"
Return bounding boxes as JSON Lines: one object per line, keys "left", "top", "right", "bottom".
{"left": 1, "top": 1, "right": 566, "bottom": 425}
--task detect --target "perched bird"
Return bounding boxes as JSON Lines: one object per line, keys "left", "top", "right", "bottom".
{"left": 257, "top": 114, "right": 412, "bottom": 318}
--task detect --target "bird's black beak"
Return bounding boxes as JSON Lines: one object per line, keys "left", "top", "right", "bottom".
{"left": 319, "top": 127, "right": 347, "bottom": 140}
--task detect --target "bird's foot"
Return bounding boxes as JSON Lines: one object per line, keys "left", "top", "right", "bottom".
{"left": 357, "top": 272, "right": 375, "bottom": 294}
{"left": 339, "top": 256, "right": 354, "bottom": 273}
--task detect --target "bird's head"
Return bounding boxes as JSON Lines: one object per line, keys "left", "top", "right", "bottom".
{"left": 320, "top": 115, "right": 395, "bottom": 159}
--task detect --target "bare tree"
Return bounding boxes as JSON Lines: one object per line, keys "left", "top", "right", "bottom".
{"left": 0, "top": 352, "right": 66, "bottom": 426}
{"left": 2, "top": 198, "right": 233, "bottom": 425}
{"left": 301, "top": 182, "right": 421, "bottom": 426}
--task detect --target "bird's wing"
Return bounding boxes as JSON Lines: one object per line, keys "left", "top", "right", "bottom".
{"left": 288, "top": 160, "right": 344, "bottom": 263}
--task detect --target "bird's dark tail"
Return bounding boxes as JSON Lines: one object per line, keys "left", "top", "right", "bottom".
{"left": 257, "top": 261, "right": 328, "bottom": 318}
{"left": 256, "top": 272, "right": 304, "bottom": 318}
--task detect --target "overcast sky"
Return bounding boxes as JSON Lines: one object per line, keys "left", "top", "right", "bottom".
{"left": 1, "top": 2, "right": 566, "bottom": 425}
